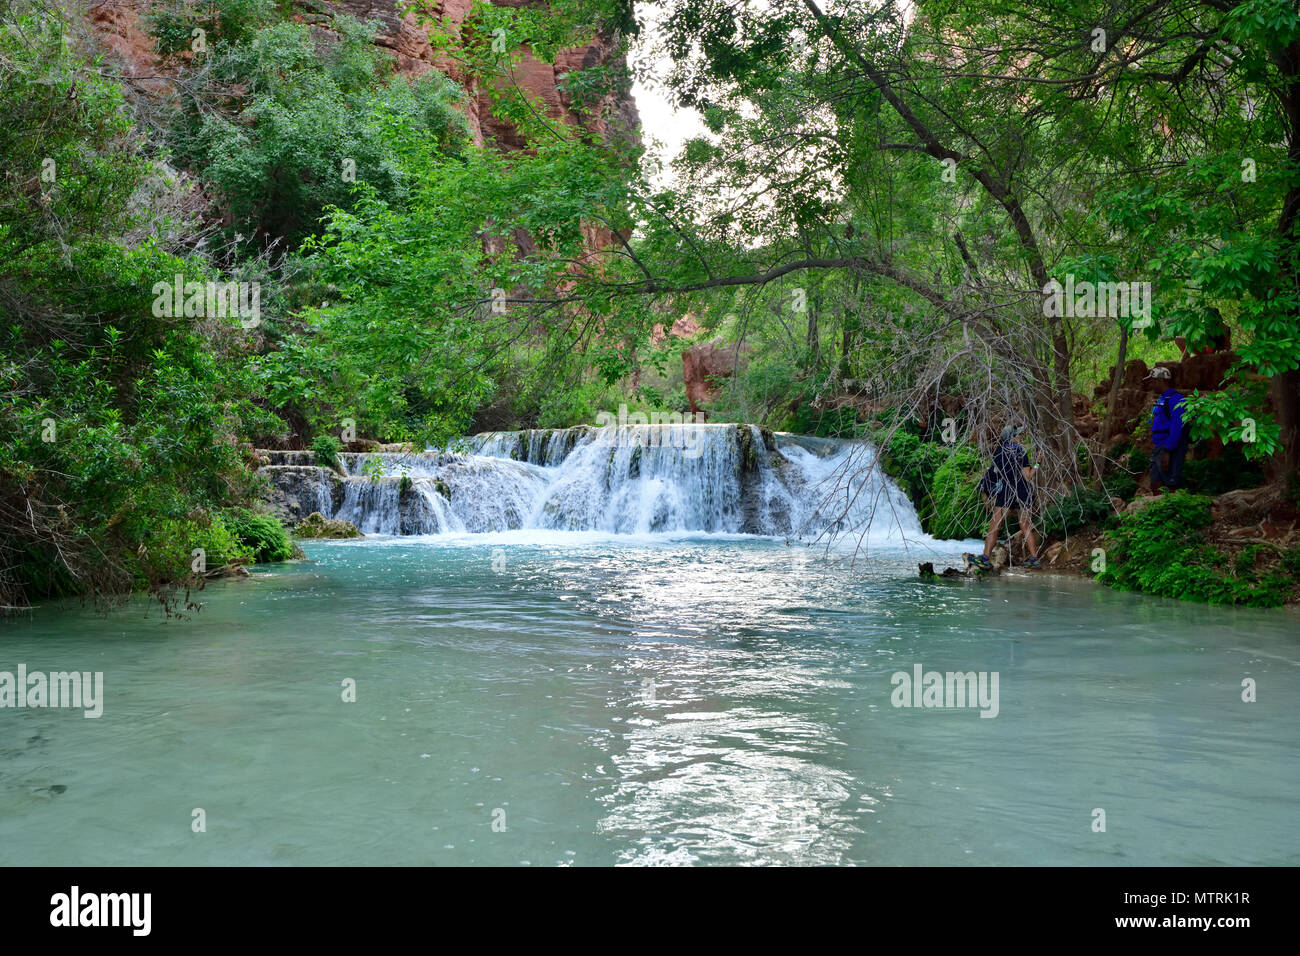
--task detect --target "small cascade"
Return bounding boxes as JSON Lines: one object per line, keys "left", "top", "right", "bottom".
{"left": 468, "top": 427, "right": 595, "bottom": 467}
{"left": 257, "top": 423, "right": 928, "bottom": 542}
{"left": 331, "top": 452, "right": 551, "bottom": 534}
{"left": 526, "top": 423, "right": 747, "bottom": 533}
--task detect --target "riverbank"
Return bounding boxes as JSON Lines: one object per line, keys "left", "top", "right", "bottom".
{"left": 925, "top": 483, "right": 1300, "bottom": 607}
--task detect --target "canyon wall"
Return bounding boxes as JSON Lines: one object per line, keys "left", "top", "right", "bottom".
{"left": 86, "top": 0, "right": 640, "bottom": 164}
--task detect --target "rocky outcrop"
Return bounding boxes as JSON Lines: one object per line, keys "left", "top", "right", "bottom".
{"left": 682, "top": 338, "right": 752, "bottom": 417}
{"left": 295, "top": 511, "right": 364, "bottom": 538}
{"left": 86, "top": 1, "right": 638, "bottom": 155}
{"left": 259, "top": 460, "right": 345, "bottom": 526}
{"left": 310, "top": 0, "right": 640, "bottom": 152}
{"left": 84, "top": 1, "right": 162, "bottom": 88}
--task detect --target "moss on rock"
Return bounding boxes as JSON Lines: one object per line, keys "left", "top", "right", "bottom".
{"left": 295, "top": 512, "right": 363, "bottom": 539}
{"left": 929, "top": 447, "right": 986, "bottom": 539}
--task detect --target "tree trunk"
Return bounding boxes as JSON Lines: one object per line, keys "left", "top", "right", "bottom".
{"left": 1271, "top": 368, "right": 1300, "bottom": 478}
{"left": 806, "top": 291, "right": 819, "bottom": 356}
{"left": 1099, "top": 323, "right": 1128, "bottom": 450}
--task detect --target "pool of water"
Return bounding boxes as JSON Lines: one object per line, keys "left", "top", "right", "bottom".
{"left": 2, "top": 534, "right": 1297, "bottom": 865}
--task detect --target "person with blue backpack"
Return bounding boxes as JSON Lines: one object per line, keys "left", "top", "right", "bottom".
{"left": 964, "top": 424, "right": 1041, "bottom": 571}
{"left": 1146, "top": 366, "right": 1188, "bottom": 492}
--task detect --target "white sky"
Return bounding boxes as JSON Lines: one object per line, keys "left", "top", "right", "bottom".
{"left": 628, "top": 3, "right": 708, "bottom": 188}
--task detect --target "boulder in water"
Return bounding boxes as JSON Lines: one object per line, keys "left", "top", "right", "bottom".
{"left": 295, "top": 512, "right": 363, "bottom": 539}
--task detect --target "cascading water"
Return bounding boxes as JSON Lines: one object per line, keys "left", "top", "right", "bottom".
{"left": 258, "top": 424, "right": 929, "bottom": 544}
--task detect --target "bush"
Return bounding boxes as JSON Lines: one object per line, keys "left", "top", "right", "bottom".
{"left": 929, "top": 446, "right": 985, "bottom": 539}
{"left": 312, "top": 433, "right": 342, "bottom": 469}
{"left": 225, "top": 508, "right": 299, "bottom": 562}
{"left": 192, "top": 514, "right": 255, "bottom": 571}
{"left": 1102, "top": 472, "right": 1138, "bottom": 501}
{"left": 138, "top": 514, "right": 252, "bottom": 585}
{"left": 1039, "top": 486, "right": 1116, "bottom": 539}
{"left": 875, "top": 430, "right": 988, "bottom": 536}
{"left": 153, "top": 11, "right": 471, "bottom": 246}
{"left": 1099, "top": 493, "right": 1293, "bottom": 607}
{"left": 1127, "top": 447, "right": 1150, "bottom": 475}
{"left": 791, "top": 404, "right": 866, "bottom": 438}
{"left": 534, "top": 381, "right": 616, "bottom": 429}
{"left": 1183, "top": 443, "right": 1265, "bottom": 495}
{"left": 877, "top": 430, "right": 944, "bottom": 510}
{"left": 0, "top": 5, "right": 286, "bottom": 611}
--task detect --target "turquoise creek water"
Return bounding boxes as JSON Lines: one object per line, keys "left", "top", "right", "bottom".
{"left": 2, "top": 534, "right": 1297, "bottom": 866}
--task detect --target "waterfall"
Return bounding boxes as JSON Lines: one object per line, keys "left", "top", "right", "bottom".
{"left": 258, "top": 424, "right": 927, "bottom": 543}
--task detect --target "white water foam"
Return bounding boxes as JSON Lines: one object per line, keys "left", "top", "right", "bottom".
{"left": 292, "top": 425, "right": 968, "bottom": 550}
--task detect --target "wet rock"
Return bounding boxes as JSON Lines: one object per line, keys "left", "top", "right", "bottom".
{"left": 736, "top": 426, "right": 762, "bottom": 474}
{"left": 295, "top": 512, "right": 363, "bottom": 539}
{"left": 258, "top": 464, "right": 344, "bottom": 526}
{"left": 1043, "top": 541, "right": 1067, "bottom": 565}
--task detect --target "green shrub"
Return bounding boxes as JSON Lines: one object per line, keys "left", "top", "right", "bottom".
{"left": 1099, "top": 493, "right": 1293, "bottom": 607}
{"left": 1039, "top": 486, "right": 1116, "bottom": 539}
{"left": 662, "top": 384, "right": 690, "bottom": 415}
{"left": 153, "top": 11, "right": 471, "bottom": 246}
{"left": 146, "top": 0, "right": 277, "bottom": 57}
{"left": 1183, "top": 444, "right": 1265, "bottom": 495}
{"left": 792, "top": 404, "right": 865, "bottom": 439}
{"left": 1102, "top": 472, "right": 1138, "bottom": 501}
{"left": 534, "top": 381, "right": 615, "bottom": 429}
{"left": 194, "top": 514, "right": 255, "bottom": 570}
{"left": 138, "top": 514, "right": 253, "bottom": 585}
{"left": 929, "top": 446, "right": 985, "bottom": 539}
{"left": 877, "top": 430, "right": 944, "bottom": 511}
{"left": 225, "top": 508, "right": 299, "bottom": 562}
{"left": 1127, "top": 447, "right": 1149, "bottom": 475}
{"left": 312, "top": 433, "right": 342, "bottom": 469}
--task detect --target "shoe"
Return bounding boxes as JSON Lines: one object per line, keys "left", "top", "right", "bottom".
{"left": 963, "top": 552, "right": 992, "bottom": 570}
{"left": 1023, "top": 556, "right": 1042, "bottom": 569}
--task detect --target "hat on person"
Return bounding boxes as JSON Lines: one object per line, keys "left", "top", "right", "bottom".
{"left": 999, "top": 423, "right": 1023, "bottom": 442}
{"left": 1144, "top": 366, "right": 1172, "bottom": 380}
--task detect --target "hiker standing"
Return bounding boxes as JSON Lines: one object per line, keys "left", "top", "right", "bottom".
{"left": 968, "top": 425, "right": 1041, "bottom": 570}
{"left": 1147, "top": 367, "right": 1188, "bottom": 492}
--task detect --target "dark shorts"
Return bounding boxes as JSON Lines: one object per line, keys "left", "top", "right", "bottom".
{"left": 993, "top": 488, "right": 1032, "bottom": 510}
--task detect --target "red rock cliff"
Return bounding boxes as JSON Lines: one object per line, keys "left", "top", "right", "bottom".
{"left": 87, "top": 0, "right": 640, "bottom": 160}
